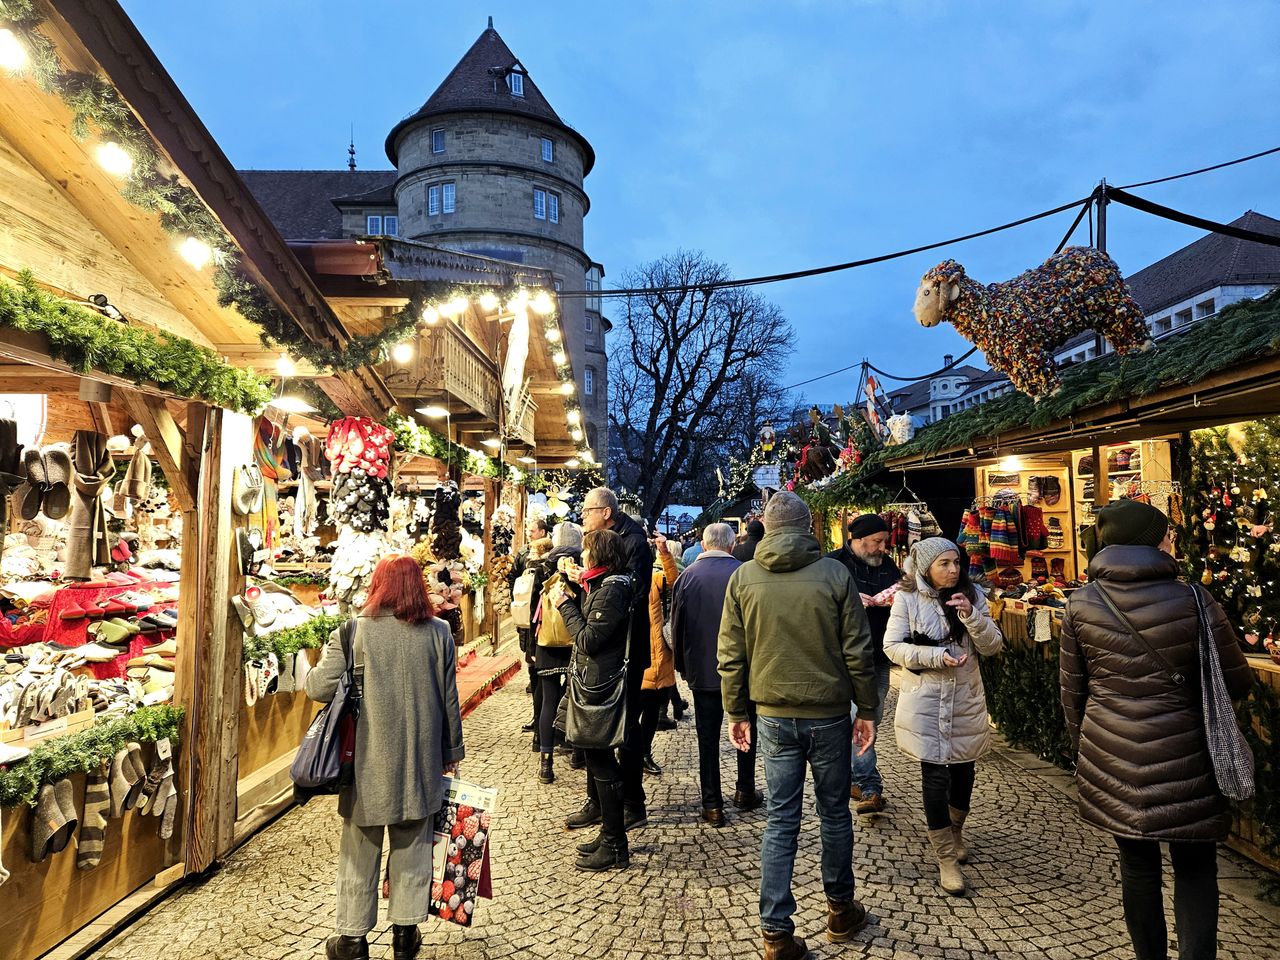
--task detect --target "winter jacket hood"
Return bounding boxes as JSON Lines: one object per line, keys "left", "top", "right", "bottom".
{"left": 753, "top": 529, "right": 822, "bottom": 574}
{"left": 1061, "top": 544, "right": 1253, "bottom": 842}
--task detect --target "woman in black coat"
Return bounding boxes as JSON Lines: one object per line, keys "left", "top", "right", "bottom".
{"left": 1061, "top": 500, "right": 1252, "bottom": 960}
{"left": 549, "top": 527, "right": 633, "bottom": 872}
{"left": 533, "top": 522, "right": 583, "bottom": 784}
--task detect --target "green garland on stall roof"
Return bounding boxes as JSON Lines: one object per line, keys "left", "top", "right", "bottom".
{"left": 0, "top": 704, "right": 185, "bottom": 809}
{"left": 0, "top": 271, "right": 273, "bottom": 414}
{"left": 0, "top": 0, "right": 59, "bottom": 91}
{"left": 241, "top": 613, "right": 347, "bottom": 665}
{"left": 385, "top": 410, "right": 500, "bottom": 479}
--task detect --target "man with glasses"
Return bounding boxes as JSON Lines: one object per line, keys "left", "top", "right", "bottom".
{"left": 563, "top": 487, "right": 656, "bottom": 832}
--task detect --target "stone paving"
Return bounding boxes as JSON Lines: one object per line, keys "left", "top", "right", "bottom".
{"left": 88, "top": 673, "right": 1280, "bottom": 960}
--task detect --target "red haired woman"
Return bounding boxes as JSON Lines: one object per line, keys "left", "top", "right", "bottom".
{"left": 307, "top": 554, "right": 465, "bottom": 960}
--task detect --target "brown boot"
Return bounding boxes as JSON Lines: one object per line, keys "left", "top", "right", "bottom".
{"left": 927, "top": 827, "right": 967, "bottom": 896}
{"left": 949, "top": 806, "right": 969, "bottom": 864}
{"left": 826, "top": 898, "right": 869, "bottom": 942}
{"left": 762, "top": 929, "right": 810, "bottom": 960}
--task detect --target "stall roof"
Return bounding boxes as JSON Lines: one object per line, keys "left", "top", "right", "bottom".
{"left": 0, "top": 1, "right": 393, "bottom": 416}
{"left": 883, "top": 289, "right": 1280, "bottom": 468}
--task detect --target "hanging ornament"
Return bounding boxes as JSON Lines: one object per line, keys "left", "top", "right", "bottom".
{"left": 1204, "top": 514, "right": 1216, "bottom": 532}
{"left": 1231, "top": 484, "right": 1241, "bottom": 495}
{"left": 1201, "top": 565, "right": 1214, "bottom": 585}
{"left": 1223, "top": 493, "right": 1233, "bottom": 508}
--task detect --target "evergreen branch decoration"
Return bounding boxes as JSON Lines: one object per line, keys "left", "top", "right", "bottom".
{"left": 0, "top": 704, "right": 185, "bottom": 808}
{"left": 979, "top": 634, "right": 1077, "bottom": 770}
{"left": 386, "top": 410, "right": 500, "bottom": 479}
{"left": 241, "top": 613, "right": 346, "bottom": 664}
{"left": 0, "top": 271, "right": 272, "bottom": 413}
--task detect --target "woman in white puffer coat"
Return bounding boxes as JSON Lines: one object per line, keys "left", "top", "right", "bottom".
{"left": 883, "top": 536, "right": 1003, "bottom": 897}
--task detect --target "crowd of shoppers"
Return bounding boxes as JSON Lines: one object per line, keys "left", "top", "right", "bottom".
{"left": 304, "top": 481, "right": 1253, "bottom": 960}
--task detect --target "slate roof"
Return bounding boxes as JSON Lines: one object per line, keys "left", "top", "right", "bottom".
{"left": 384, "top": 24, "right": 594, "bottom": 172}
{"left": 887, "top": 363, "right": 995, "bottom": 413}
{"left": 1059, "top": 210, "right": 1280, "bottom": 353}
{"left": 238, "top": 170, "right": 396, "bottom": 240}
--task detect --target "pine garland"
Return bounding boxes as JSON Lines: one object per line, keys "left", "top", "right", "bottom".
{"left": 386, "top": 410, "right": 499, "bottom": 478}
{"left": 0, "top": 704, "right": 185, "bottom": 808}
{"left": 241, "top": 613, "right": 346, "bottom": 664}
{"left": 0, "top": 271, "right": 272, "bottom": 413}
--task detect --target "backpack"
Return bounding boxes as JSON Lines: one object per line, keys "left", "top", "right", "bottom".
{"left": 511, "top": 568, "right": 537, "bottom": 629}
{"left": 536, "top": 573, "right": 574, "bottom": 648}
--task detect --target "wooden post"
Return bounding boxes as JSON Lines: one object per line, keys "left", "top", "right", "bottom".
{"left": 1093, "top": 443, "right": 1110, "bottom": 508}
{"left": 482, "top": 477, "right": 499, "bottom": 639}
{"left": 184, "top": 409, "right": 252, "bottom": 873}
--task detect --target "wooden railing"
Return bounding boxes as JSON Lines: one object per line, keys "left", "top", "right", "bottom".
{"left": 381, "top": 323, "right": 500, "bottom": 422}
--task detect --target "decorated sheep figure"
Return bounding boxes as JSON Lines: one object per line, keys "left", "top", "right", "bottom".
{"left": 913, "top": 246, "right": 1149, "bottom": 398}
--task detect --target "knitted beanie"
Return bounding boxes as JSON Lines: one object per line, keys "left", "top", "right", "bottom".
{"left": 1095, "top": 499, "right": 1169, "bottom": 551}
{"left": 847, "top": 513, "right": 889, "bottom": 540}
{"left": 762, "top": 492, "right": 810, "bottom": 531}
{"left": 905, "top": 536, "right": 961, "bottom": 580}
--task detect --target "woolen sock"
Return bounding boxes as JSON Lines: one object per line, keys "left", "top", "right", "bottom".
{"left": 109, "top": 745, "right": 140, "bottom": 818}
{"left": 31, "top": 783, "right": 66, "bottom": 862}
{"left": 78, "top": 763, "right": 110, "bottom": 869}
{"left": 159, "top": 791, "right": 177, "bottom": 840}
{"left": 124, "top": 742, "right": 147, "bottom": 812}
{"left": 141, "top": 739, "right": 174, "bottom": 816}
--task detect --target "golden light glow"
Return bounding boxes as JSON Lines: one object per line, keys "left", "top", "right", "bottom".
{"left": 566, "top": 410, "right": 581, "bottom": 425}
{"left": 95, "top": 142, "right": 134, "bottom": 178}
{"left": 560, "top": 381, "right": 575, "bottom": 395}
{"left": 565, "top": 458, "right": 580, "bottom": 469}
{"left": 421, "top": 306, "right": 440, "bottom": 325}
{"left": 481, "top": 438, "right": 502, "bottom": 449}
{"left": 275, "top": 353, "right": 297, "bottom": 377}
{"left": 571, "top": 428, "right": 583, "bottom": 441}
{"left": 517, "top": 456, "right": 537, "bottom": 465}
{"left": 416, "top": 405, "right": 449, "bottom": 419}
{"left": 997, "top": 456, "right": 1022, "bottom": 473}
{"left": 0, "top": 29, "right": 28, "bottom": 71}
{"left": 179, "top": 237, "right": 213, "bottom": 269}
{"left": 531, "top": 291, "right": 555, "bottom": 315}
{"left": 545, "top": 327, "right": 561, "bottom": 343}
{"left": 391, "top": 342, "right": 414, "bottom": 364}
{"left": 552, "top": 351, "right": 567, "bottom": 366}
{"left": 268, "top": 396, "right": 317, "bottom": 414}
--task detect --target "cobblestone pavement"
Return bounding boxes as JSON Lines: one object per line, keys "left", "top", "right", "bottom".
{"left": 89, "top": 674, "right": 1280, "bottom": 960}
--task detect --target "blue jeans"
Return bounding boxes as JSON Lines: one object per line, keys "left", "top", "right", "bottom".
{"left": 851, "top": 660, "right": 892, "bottom": 795}
{"left": 758, "top": 714, "right": 855, "bottom": 934}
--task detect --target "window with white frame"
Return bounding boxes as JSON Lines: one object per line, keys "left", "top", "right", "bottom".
{"left": 534, "top": 189, "right": 546, "bottom": 220}
{"left": 548, "top": 192, "right": 559, "bottom": 223}
{"left": 431, "top": 128, "right": 445, "bottom": 154}
{"left": 585, "top": 314, "right": 594, "bottom": 333}
{"left": 508, "top": 71, "right": 524, "bottom": 96}
{"left": 584, "top": 367, "right": 595, "bottom": 396}
{"left": 366, "top": 215, "right": 382, "bottom": 234}
{"left": 384, "top": 215, "right": 398, "bottom": 237}
{"left": 541, "top": 137, "right": 554, "bottom": 162}
{"left": 428, "top": 186, "right": 440, "bottom": 216}
{"left": 442, "top": 182, "right": 456, "bottom": 214}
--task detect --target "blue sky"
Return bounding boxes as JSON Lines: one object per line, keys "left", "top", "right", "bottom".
{"left": 124, "top": 0, "right": 1280, "bottom": 405}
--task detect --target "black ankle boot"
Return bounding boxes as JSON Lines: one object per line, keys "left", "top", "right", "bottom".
{"left": 538, "top": 752, "right": 555, "bottom": 784}
{"left": 325, "top": 935, "right": 369, "bottom": 960}
{"left": 565, "top": 799, "right": 601, "bottom": 830}
{"left": 569, "top": 747, "right": 586, "bottom": 769}
{"left": 575, "top": 830, "right": 602, "bottom": 855}
{"left": 392, "top": 924, "right": 422, "bottom": 960}
{"left": 577, "top": 779, "right": 629, "bottom": 871}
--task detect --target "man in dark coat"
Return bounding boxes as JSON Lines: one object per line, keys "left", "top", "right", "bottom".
{"left": 563, "top": 486, "right": 655, "bottom": 831}
{"left": 509, "top": 514, "right": 549, "bottom": 734}
{"left": 827, "top": 514, "right": 900, "bottom": 814}
{"left": 672, "top": 522, "right": 754, "bottom": 826}
{"left": 732, "top": 519, "right": 764, "bottom": 562}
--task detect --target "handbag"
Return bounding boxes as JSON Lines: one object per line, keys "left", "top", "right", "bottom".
{"left": 565, "top": 620, "right": 628, "bottom": 750}
{"left": 1190, "top": 585, "right": 1255, "bottom": 800}
{"left": 291, "top": 617, "right": 363, "bottom": 796}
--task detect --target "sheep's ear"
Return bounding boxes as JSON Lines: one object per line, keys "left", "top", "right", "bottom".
{"left": 946, "top": 282, "right": 961, "bottom": 302}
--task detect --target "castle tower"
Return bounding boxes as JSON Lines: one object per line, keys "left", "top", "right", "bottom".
{"left": 385, "top": 22, "right": 608, "bottom": 458}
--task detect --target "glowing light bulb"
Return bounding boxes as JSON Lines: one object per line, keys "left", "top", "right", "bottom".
{"left": 567, "top": 410, "right": 581, "bottom": 426}
{"left": 553, "top": 351, "right": 567, "bottom": 366}
{"left": 479, "top": 292, "right": 500, "bottom": 312}
{"left": 560, "top": 381, "right": 575, "bottom": 395}
{"left": 391, "top": 341, "right": 414, "bottom": 364}
{"left": 451, "top": 296, "right": 469, "bottom": 315}
{"left": 0, "top": 29, "right": 28, "bottom": 71}
{"left": 532, "top": 291, "right": 555, "bottom": 315}
{"left": 545, "top": 327, "right": 561, "bottom": 343}
{"left": 421, "top": 306, "right": 440, "bottom": 325}
{"left": 565, "top": 458, "right": 580, "bottom": 469}
{"left": 275, "top": 353, "right": 297, "bottom": 377}
{"left": 179, "top": 237, "right": 212, "bottom": 269}
{"left": 481, "top": 438, "right": 502, "bottom": 449}
{"left": 95, "top": 142, "right": 133, "bottom": 178}
{"left": 416, "top": 405, "right": 449, "bottom": 419}
{"left": 571, "top": 428, "right": 583, "bottom": 441}
{"left": 507, "top": 290, "right": 529, "bottom": 312}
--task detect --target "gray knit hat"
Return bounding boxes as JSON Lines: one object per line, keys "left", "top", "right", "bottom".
{"left": 905, "top": 536, "right": 961, "bottom": 579}
{"left": 762, "top": 491, "right": 811, "bottom": 531}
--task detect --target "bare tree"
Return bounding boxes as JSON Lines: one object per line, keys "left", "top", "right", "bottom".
{"left": 608, "top": 250, "right": 795, "bottom": 521}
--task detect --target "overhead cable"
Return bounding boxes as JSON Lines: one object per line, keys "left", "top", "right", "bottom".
{"left": 1117, "top": 144, "right": 1280, "bottom": 190}
{"left": 1105, "top": 187, "right": 1280, "bottom": 246}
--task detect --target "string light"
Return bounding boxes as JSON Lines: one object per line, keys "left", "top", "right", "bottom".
{"left": 95, "top": 142, "right": 133, "bottom": 178}
{"left": 532, "top": 291, "right": 555, "bottom": 315}
{"left": 0, "top": 28, "right": 27, "bottom": 71}
{"left": 553, "top": 351, "right": 567, "bottom": 366}
{"left": 391, "top": 342, "right": 414, "bottom": 364}
{"left": 567, "top": 410, "right": 581, "bottom": 426}
{"left": 421, "top": 306, "right": 440, "bottom": 326}
{"left": 545, "top": 328, "right": 561, "bottom": 343}
{"left": 275, "top": 353, "right": 297, "bottom": 377}
{"left": 416, "top": 405, "right": 449, "bottom": 418}
{"left": 481, "top": 438, "right": 502, "bottom": 449}
{"left": 179, "top": 237, "right": 213, "bottom": 269}
{"left": 479, "top": 293, "right": 500, "bottom": 312}
{"left": 571, "top": 428, "right": 583, "bottom": 441}
{"left": 560, "top": 382, "right": 575, "bottom": 395}
{"left": 566, "top": 458, "right": 580, "bottom": 469}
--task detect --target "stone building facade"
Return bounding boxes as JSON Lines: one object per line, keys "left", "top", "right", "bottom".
{"left": 239, "top": 21, "right": 609, "bottom": 456}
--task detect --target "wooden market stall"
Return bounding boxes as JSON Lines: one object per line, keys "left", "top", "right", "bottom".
{"left": 0, "top": 3, "right": 398, "bottom": 957}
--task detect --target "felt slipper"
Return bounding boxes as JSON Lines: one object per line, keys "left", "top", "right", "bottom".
{"left": 126, "top": 654, "right": 174, "bottom": 671}
{"left": 109, "top": 617, "right": 141, "bottom": 636}
{"left": 17, "top": 448, "right": 47, "bottom": 521}
{"left": 40, "top": 447, "right": 73, "bottom": 520}
{"left": 58, "top": 603, "right": 91, "bottom": 621}
{"left": 258, "top": 653, "right": 278, "bottom": 697}
{"left": 124, "top": 742, "right": 147, "bottom": 812}
{"left": 49, "top": 777, "right": 79, "bottom": 853}
{"left": 96, "top": 597, "right": 133, "bottom": 616}
{"left": 109, "top": 746, "right": 138, "bottom": 818}
{"left": 31, "top": 783, "right": 67, "bottom": 862}
{"left": 143, "top": 637, "right": 177, "bottom": 657}
{"left": 89, "top": 619, "right": 132, "bottom": 646}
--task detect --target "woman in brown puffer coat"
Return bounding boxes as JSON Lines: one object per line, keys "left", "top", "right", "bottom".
{"left": 1061, "top": 500, "right": 1252, "bottom": 960}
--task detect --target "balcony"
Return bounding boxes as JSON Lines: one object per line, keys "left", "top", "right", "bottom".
{"left": 380, "top": 322, "right": 501, "bottom": 423}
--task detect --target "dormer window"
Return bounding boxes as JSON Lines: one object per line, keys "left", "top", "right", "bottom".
{"left": 507, "top": 70, "right": 525, "bottom": 97}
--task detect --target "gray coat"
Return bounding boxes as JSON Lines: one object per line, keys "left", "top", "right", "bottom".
{"left": 306, "top": 614, "right": 465, "bottom": 827}
{"left": 883, "top": 577, "right": 1003, "bottom": 764}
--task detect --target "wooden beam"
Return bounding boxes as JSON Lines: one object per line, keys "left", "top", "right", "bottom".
{"left": 118, "top": 389, "right": 195, "bottom": 512}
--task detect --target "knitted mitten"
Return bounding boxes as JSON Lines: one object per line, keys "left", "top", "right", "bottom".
{"left": 78, "top": 762, "right": 111, "bottom": 869}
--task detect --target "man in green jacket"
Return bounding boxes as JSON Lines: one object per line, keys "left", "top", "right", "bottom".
{"left": 719, "top": 491, "right": 877, "bottom": 960}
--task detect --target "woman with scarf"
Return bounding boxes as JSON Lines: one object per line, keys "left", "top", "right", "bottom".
{"left": 548, "top": 527, "right": 634, "bottom": 871}
{"left": 883, "top": 536, "right": 1003, "bottom": 897}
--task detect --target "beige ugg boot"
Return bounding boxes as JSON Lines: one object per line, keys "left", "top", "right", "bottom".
{"left": 949, "top": 805, "right": 969, "bottom": 864}
{"left": 927, "top": 827, "right": 967, "bottom": 896}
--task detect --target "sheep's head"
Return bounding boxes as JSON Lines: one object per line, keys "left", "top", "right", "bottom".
{"left": 914, "top": 260, "right": 965, "bottom": 328}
